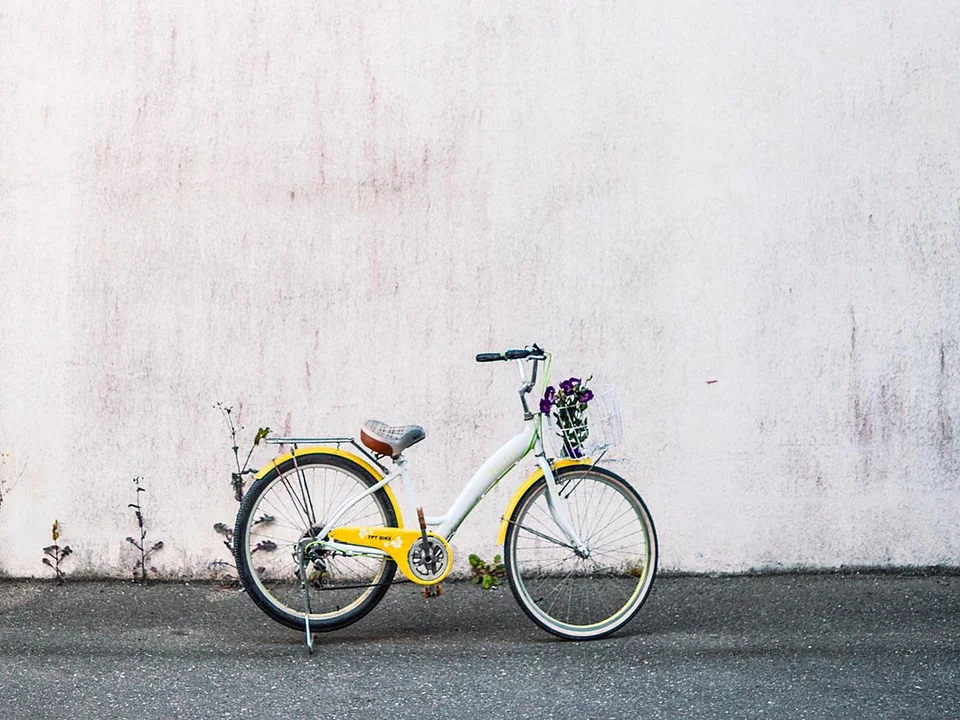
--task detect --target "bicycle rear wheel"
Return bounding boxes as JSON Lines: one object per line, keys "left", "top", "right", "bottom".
{"left": 504, "top": 464, "right": 657, "bottom": 640}
{"left": 234, "top": 452, "right": 398, "bottom": 633}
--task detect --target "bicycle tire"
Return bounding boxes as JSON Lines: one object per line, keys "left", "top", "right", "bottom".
{"left": 504, "top": 464, "right": 657, "bottom": 640}
{"left": 234, "top": 452, "right": 398, "bottom": 632}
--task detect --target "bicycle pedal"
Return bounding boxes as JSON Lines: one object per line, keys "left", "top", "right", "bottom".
{"left": 422, "top": 583, "right": 444, "bottom": 598}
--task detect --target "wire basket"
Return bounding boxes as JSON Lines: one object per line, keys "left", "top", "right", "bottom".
{"left": 545, "top": 385, "right": 623, "bottom": 460}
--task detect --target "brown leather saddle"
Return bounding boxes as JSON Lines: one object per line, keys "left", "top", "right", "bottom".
{"left": 359, "top": 420, "right": 425, "bottom": 458}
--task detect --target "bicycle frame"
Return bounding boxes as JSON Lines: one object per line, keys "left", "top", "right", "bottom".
{"left": 318, "top": 421, "right": 532, "bottom": 541}
{"left": 300, "top": 357, "right": 589, "bottom": 570}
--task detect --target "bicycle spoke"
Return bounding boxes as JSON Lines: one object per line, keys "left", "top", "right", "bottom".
{"left": 584, "top": 502, "right": 634, "bottom": 544}
{"left": 278, "top": 476, "right": 313, "bottom": 529}
{"left": 291, "top": 455, "right": 317, "bottom": 528}
{"left": 513, "top": 522, "right": 577, "bottom": 550}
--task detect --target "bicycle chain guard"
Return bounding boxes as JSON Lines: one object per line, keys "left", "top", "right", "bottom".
{"left": 326, "top": 526, "right": 453, "bottom": 586}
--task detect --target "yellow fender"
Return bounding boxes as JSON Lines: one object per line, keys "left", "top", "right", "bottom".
{"left": 254, "top": 446, "right": 404, "bottom": 526}
{"left": 497, "top": 459, "right": 592, "bottom": 544}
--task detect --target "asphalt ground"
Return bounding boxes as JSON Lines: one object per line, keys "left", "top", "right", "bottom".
{"left": 0, "top": 573, "right": 957, "bottom": 719}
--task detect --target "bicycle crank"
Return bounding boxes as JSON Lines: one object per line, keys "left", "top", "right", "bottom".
{"left": 408, "top": 536, "right": 450, "bottom": 583}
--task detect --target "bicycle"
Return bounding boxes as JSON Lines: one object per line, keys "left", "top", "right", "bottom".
{"left": 233, "top": 344, "right": 657, "bottom": 648}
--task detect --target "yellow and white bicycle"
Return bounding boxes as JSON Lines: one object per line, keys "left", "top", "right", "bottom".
{"left": 234, "top": 344, "right": 657, "bottom": 647}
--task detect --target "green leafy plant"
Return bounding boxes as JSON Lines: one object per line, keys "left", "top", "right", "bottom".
{"left": 42, "top": 520, "right": 72, "bottom": 585}
{"left": 468, "top": 553, "right": 505, "bottom": 590}
{"left": 126, "top": 476, "right": 164, "bottom": 584}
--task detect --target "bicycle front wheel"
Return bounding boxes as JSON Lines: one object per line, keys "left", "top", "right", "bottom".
{"left": 234, "top": 452, "right": 398, "bottom": 633}
{"left": 504, "top": 464, "right": 657, "bottom": 640}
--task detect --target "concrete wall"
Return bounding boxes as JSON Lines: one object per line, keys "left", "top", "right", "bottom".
{"left": 1, "top": 1, "right": 958, "bottom": 577}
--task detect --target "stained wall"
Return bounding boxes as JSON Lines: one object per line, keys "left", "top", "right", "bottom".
{"left": 1, "top": 2, "right": 958, "bottom": 576}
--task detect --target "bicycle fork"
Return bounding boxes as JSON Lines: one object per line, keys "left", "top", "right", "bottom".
{"left": 537, "top": 456, "right": 590, "bottom": 557}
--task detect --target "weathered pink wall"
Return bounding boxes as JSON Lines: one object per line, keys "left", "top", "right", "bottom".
{"left": 1, "top": 2, "right": 958, "bottom": 576}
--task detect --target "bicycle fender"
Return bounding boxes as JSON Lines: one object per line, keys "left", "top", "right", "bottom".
{"left": 254, "top": 446, "right": 404, "bottom": 526}
{"left": 497, "top": 459, "right": 590, "bottom": 545}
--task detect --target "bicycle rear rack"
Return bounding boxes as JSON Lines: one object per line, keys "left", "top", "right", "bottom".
{"left": 264, "top": 436, "right": 389, "bottom": 474}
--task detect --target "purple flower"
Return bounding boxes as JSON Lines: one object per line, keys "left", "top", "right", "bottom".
{"left": 540, "top": 387, "right": 556, "bottom": 414}
{"left": 560, "top": 377, "right": 579, "bottom": 394}
{"left": 578, "top": 389, "right": 594, "bottom": 403}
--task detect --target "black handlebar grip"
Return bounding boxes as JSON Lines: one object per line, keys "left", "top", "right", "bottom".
{"left": 476, "top": 353, "right": 505, "bottom": 363}
{"left": 504, "top": 349, "right": 530, "bottom": 360}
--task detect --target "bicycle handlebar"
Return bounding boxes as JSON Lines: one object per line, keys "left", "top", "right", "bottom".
{"left": 476, "top": 344, "right": 546, "bottom": 417}
{"left": 475, "top": 344, "right": 545, "bottom": 363}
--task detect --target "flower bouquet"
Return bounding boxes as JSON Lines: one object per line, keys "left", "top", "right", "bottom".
{"left": 540, "top": 376, "right": 594, "bottom": 458}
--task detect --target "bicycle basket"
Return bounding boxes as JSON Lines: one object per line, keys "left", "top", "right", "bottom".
{"left": 545, "top": 385, "right": 623, "bottom": 459}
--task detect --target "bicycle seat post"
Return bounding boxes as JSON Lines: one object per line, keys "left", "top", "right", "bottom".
{"left": 391, "top": 455, "right": 418, "bottom": 524}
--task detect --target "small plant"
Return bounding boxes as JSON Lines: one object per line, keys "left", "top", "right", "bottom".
{"left": 539, "top": 376, "right": 594, "bottom": 458}
{"left": 468, "top": 553, "right": 505, "bottom": 590}
{"left": 214, "top": 522, "right": 234, "bottom": 550}
{"left": 216, "top": 402, "right": 270, "bottom": 502}
{"left": 42, "top": 520, "right": 72, "bottom": 585}
{"left": 212, "top": 402, "right": 270, "bottom": 585}
{"left": 208, "top": 559, "right": 238, "bottom": 584}
{"left": 210, "top": 523, "right": 239, "bottom": 584}
{"left": 0, "top": 451, "right": 9, "bottom": 511}
{"left": 126, "top": 476, "right": 164, "bottom": 584}
{"left": 0, "top": 451, "right": 24, "bottom": 513}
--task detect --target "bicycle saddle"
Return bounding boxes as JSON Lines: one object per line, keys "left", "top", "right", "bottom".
{"left": 360, "top": 420, "right": 425, "bottom": 458}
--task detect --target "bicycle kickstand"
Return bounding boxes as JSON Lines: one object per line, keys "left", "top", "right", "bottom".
{"left": 298, "top": 547, "right": 314, "bottom": 655}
